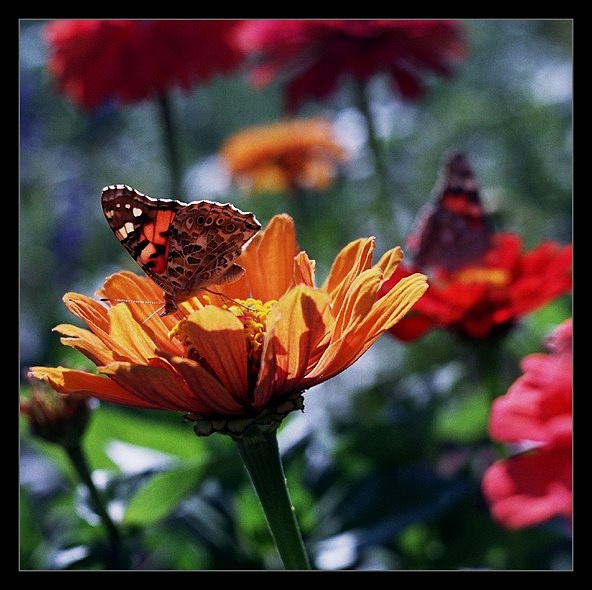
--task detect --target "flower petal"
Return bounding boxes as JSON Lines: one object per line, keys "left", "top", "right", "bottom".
{"left": 99, "top": 362, "right": 195, "bottom": 411}
{"left": 354, "top": 272, "right": 429, "bottom": 342}
{"left": 63, "top": 291, "right": 110, "bottom": 333}
{"left": 252, "top": 323, "right": 282, "bottom": 409}
{"left": 322, "top": 237, "right": 375, "bottom": 305}
{"left": 99, "top": 271, "right": 184, "bottom": 351}
{"left": 106, "top": 304, "right": 162, "bottom": 363}
{"left": 375, "top": 246, "right": 404, "bottom": 282}
{"left": 63, "top": 286, "right": 181, "bottom": 361}
{"left": 180, "top": 306, "right": 249, "bottom": 402}
{"left": 332, "top": 268, "right": 381, "bottom": 341}
{"left": 166, "top": 356, "right": 245, "bottom": 415}
{"left": 481, "top": 446, "right": 572, "bottom": 529}
{"left": 306, "top": 272, "right": 427, "bottom": 383}
{"left": 239, "top": 214, "right": 300, "bottom": 300}
{"left": 28, "top": 365, "right": 158, "bottom": 409}
{"left": 256, "top": 286, "right": 332, "bottom": 401}
{"left": 293, "top": 251, "right": 316, "bottom": 288}
{"left": 53, "top": 323, "right": 116, "bottom": 366}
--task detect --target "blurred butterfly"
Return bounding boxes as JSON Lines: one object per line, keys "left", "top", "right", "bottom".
{"left": 406, "top": 151, "right": 493, "bottom": 272}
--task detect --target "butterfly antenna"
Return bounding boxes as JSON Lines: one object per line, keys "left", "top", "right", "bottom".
{"left": 100, "top": 297, "right": 164, "bottom": 306}
{"left": 98, "top": 297, "right": 167, "bottom": 323}
{"left": 142, "top": 305, "right": 166, "bottom": 325}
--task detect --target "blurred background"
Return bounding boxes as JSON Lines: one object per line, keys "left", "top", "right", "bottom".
{"left": 20, "top": 19, "right": 572, "bottom": 570}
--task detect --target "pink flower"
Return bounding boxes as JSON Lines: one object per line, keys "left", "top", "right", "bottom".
{"left": 481, "top": 319, "right": 572, "bottom": 529}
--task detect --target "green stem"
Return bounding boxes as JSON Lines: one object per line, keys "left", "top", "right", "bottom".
{"left": 64, "top": 442, "right": 123, "bottom": 569}
{"left": 157, "top": 92, "right": 182, "bottom": 199}
{"left": 473, "top": 339, "right": 504, "bottom": 406}
{"left": 234, "top": 428, "right": 311, "bottom": 570}
{"left": 355, "top": 79, "right": 393, "bottom": 223}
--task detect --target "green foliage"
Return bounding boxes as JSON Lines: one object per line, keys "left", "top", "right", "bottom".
{"left": 123, "top": 460, "right": 207, "bottom": 526}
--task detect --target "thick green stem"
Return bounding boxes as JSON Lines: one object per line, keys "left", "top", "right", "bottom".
{"left": 64, "top": 442, "right": 123, "bottom": 569}
{"left": 234, "top": 428, "right": 311, "bottom": 570}
{"left": 157, "top": 92, "right": 182, "bottom": 199}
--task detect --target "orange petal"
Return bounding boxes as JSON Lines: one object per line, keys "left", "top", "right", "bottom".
{"left": 322, "top": 237, "right": 376, "bottom": 308}
{"left": 106, "top": 304, "right": 161, "bottom": 363}
{"left": 63, "top": 292, "right": 110, "bottom": 333}
{"left": 252, "top": 322, "right": 281, "bottom": 409}
{"left": 293, "top": 251, "right": 316, "bottom": 288}
{"left": 168, "top": 356, "right": 245, "bottom": 415}
{"left": 99, "top": 362, "right": 195, "bottom": 412}
{"left": 28, "top": 365, "right": 158, "bottom": 410}
{"left": 98, "top": 271, "right": 163, "bottom": 312}
{"left": 62, "top": 287, "right": 181, "bottom": 361}
{"left": 99, "top": 271, "right": 182, "bottom": 346}
{"left": 61, "top": 293, "right": 133, "bottom": 359}
{"left": 359, "top": 273, "right": 429, "bottom": 338}
{"left": 240, "top": 214, "right": 300, "bottom": 300}
{"left": 375, "top": 246, "right": 404, "bottom": 282}
{"left": 332, "top": 268, "right": 382, "bottom": 341}
{"left": 306, "top": 273, "right": 428, "bottom": 384}
{"left": 180, "top": 307, "right": 249, "bottom": 403}
{"left": 53, "top": 323, "right": 116, "bottom": 366}
{"left": 256, "top": 286, "right": 331, "bottom": 400}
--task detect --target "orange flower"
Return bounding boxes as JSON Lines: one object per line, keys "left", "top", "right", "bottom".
{"left": 220, "top": 118, "right": 347, "bottom": 194}
{"left": 30, "top": 214, "right": 427, "bottom": 436}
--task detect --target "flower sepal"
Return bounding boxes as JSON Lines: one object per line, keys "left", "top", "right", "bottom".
{"left": 185, "top": 392, "right": 305, "bottom": 438}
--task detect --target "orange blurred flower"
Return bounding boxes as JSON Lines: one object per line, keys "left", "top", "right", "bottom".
{"left": 30, "top": 214, "right": 427, "bottom": 436}
{"left": 220, "top": 118, "right": 347, "bottom": 195}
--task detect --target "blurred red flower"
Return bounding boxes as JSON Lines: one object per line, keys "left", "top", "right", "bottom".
{"left": 45, "top": 19, "right": 244, "bottom": 110}
{"left": 481, "top": 318, "right": 572, "bottom": 529}
{"left": 235, "top": 19, "right": 466, "bottom": 111}
{"left": 381, "top": 232, "right": 572, "bottom": 340}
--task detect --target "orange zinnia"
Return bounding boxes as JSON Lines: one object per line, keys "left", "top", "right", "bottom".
{"left": 219, "top": 118, "right": 347, "bottom": 195}
{"left": 30, "top": 214, "right": 427, "bottom": 436}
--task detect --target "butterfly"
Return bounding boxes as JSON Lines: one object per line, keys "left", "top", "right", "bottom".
{"left": 101, "top": 185, "right": 261, "bottom": 316}
{"left": 405, "top": 151, "right": 493, "bottom": 273}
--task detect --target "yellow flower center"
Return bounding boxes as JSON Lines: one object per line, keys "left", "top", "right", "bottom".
{"left": 225, "top": 298, "right": 276, "bottom": 371}
{"left": 452, "top": 267, "right": 510, "bottom": 287}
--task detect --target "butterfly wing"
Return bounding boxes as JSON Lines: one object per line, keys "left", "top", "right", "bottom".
{"left": 101, "top": 184, "right": 184, "bottom": 294}
{"left": 164, "top": 200, "right": 261, "bottom": 298}
{"left": 406, "top": 152, "right": 492, "bottom": 272}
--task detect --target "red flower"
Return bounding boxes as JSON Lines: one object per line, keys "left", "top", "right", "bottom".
{"left": 381, "top": 232, "right": 572, "bottom": 341}
{"left": 481, "top": 318, "right": 572, "bottom": 529}
{"left": 235, "top": 19, "right": 466, "bottom": 111}
{"left": 45, "top": 19, "right": 244, "bottom": 110}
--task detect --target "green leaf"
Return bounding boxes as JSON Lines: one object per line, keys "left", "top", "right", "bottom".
{"left": 432, "top": 390, "right": 490, "bottom": 443}
{"left": 83, "top": 404, "right": 206, "bottom": 470}
{"left": 123, "top": 460, "right": 207, "bottom": 526}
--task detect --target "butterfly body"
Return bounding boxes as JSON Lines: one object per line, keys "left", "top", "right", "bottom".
{"left": 406, "top": 152, "right": 492, "bottom": 272}
{"left": 101, "top": 185, "right": 261, "bottom": 315}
